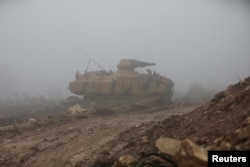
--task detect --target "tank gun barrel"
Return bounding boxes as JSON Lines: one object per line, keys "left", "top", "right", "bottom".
{"left": 117, "top": 59, "right": 155, "bottom": 70}
{"left": 131, "top": 59, "right": 155, "bottom": 68}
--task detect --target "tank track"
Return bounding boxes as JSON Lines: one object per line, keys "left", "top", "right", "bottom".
{"left": 82, "top": 95, "right": 171, "bottom": 108}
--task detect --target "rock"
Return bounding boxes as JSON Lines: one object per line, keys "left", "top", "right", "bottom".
{"left": 93, "top": 154, "right": 114, "bottom": 167}
{"left": 67, "top": 104, "right": 87, "bottom": 116}
{"left": 218, "top": 141, "right": 231, "bottom": 150}
{"left": 244, "top": 86, "right": 250, "bottom": 91}
{"left": 236, "top": 125, "right": 250, "bottom": 140}
{"left": 28, "top": 118, "right": 37, "bottom": 123}
{"left": 147, "top": 155, "right": 167, "bottom": 164}
{"left": 112, "top": 155, "right": 136, "bottom": 167}
{"left": 240, "top": 79, "right": 248, "bottom": 86}
{"left": 244, "top": 117, "right": 250, "bottom": 124}
{"left": 141, "top": 136, "right": 149, "bottom": 144}
{"left": 224, "top": 94, "right": 235, "bottom": 103}
{"left": 225, "top": 85, "right": 234, "bottom": 95}
{"left": 215, "top": 110, "right": 221, "bottom": 114}
{"left": 235, "top": 140, "right": 250, "bottom": 150}
{"left": 155, "top": 137, "right": 181, "bottom": 156}
{"left": 213, "top": 137, "right": 223, "bottom": 145}
{"left": 174, "top": 139, "right": 207, "bottom": 167}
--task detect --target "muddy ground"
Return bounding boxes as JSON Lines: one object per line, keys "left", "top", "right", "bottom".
{"left": 0, "top": 100, "right": 196, "bottom": 167}
{"left": 0, "top": 76, "right": 249, "bottom": 167}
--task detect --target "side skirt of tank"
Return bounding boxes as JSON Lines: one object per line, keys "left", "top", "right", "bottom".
{"left": 82, "top": 96, "right": 139, "bottom": 108}
{"left": 82, "top": 95, "right": 172, "bottom": 109}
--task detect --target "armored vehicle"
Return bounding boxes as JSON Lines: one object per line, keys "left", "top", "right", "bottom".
{"left": 69, "top": 59, "right": 174, "bottom": 107}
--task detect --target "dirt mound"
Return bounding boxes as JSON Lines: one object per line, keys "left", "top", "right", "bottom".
{"left": 97, "top": 76, "right": 250, "bottom": 167}
{"left": 144, "top": 76, "right": 250, "bottom": 148}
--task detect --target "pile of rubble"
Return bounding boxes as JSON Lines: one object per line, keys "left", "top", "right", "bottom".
{"left": 143, "top": 76, "right": 250, "bottom": 148}
{"left": 94, "top": 76, "right": 250, "bottom": 167}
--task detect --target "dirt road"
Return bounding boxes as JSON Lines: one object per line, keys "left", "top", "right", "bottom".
{"left": 0, "top": 106, "right": 196, "bottom": 167}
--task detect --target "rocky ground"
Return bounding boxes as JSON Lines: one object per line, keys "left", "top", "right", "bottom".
{"left": 0, "top": 102, "right": 195, "bottom": 167}
{"left": 99, "top": 76, "right": 250, "bottom": 167}
{"left": 0, "top": 76, "right": 249, "bottom": 167}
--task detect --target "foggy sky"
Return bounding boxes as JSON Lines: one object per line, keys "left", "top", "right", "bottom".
{"left": 0, "top": 0, "right": 249, "bottom": 98}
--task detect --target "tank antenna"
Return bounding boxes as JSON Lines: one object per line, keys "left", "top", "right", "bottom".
{"left": 85, "top": 58, "right": 91, "bottom": 73}
{"left": 75, "top": 47, "right": 107, "bottom": 72}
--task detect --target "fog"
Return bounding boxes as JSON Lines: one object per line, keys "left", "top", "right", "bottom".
{"left": 0, "top": 0, "right": 249, "bottom": 99}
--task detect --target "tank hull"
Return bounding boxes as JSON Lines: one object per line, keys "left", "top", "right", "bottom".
{"left": 69, "top": 59, "right": 174, "bottom": 108}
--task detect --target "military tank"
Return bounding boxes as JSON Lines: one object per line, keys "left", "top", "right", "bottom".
{"left": 69, "top": 59, "right": 174, "bottom": 108}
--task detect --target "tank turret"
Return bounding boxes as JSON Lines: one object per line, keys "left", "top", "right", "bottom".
{"left": 117, "top": 59, "right": 155, "bottom": 71}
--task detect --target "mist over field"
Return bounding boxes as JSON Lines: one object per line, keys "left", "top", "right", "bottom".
{"left": 0, "top": 0, "right": 249, "bottom": 99}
